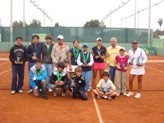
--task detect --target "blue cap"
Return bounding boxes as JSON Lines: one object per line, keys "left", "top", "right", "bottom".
{"left": 83, "top": 43, "right": 89, "bottom": 47}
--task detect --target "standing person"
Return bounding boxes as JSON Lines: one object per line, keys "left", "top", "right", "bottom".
{"left": 92, "top": 37, "right": 106, "bottom": 88}
{"left": 126, "top": 40, "right": 147, "bottom": 99}
{"left": 67, "top": 40, "right": 82, "bottom": 78}
{"left": 51, "top": 35, "right": 69, "bottom": 66}
{"left": 26, "top": 35, "right": 43, "bottom": 94}
{"left": 115, "top": 47, "right": 128, "bottom": 96}
{"left": 77, "top": 43, "right": 94, "bottom": 92}
{"left": 9, "top": 36, "right": 27, "bottom": 94}
{"left": 42, "top": 34, "right": 54, "bottom": 92}
{"left": 106, "top": 37, "right": 122, "bottom": 83}
{"left": 29, "top": 59, "right": 48, "bottom": 99}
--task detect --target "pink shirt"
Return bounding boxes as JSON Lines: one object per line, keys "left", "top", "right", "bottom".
{"left": 115, "top": 55, "right": 128, "bottom": 72}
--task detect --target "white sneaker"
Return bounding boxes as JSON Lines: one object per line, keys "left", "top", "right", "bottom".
{"left": 53, "top": 91, "right": 57, "bottom": 97}
{"left": 116, "top": 93, "right": 120, "bottom": 96}
{"left": 62, "top": 93, "right": 66, "bottom": 97}
{"left": 126, "top": 92, "right": 133, "bottom": 97}
{"left": 103, "top": 95, "right": 108, "bottom": 99}
{"left": 28, "top": 89, "right": 33, "bottom": 94}
{"left": 48, "top": 88, "right": 53, "bottom": 92}
{"left": 135, "top": 93, "right": 141, "bottom": 99}
{"left": 11, "top": 90, "right": 16, "bottom": 95}
{"left": 123, "top": 93, "right": 127, "bottom": 96}
{"left": 18, "top": 90, "right": 23, "bottom": 94}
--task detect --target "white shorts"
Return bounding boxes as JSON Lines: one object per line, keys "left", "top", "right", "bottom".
{"left": 130, "top": 67, "right": 145, "bottom": 75}
{"left": 67, "top": 65, "right": 78, "bottom": 72}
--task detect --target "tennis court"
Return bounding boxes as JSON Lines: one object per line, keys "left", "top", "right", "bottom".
{"left": 0, "top": 53, "right": 164, "bottom": 123}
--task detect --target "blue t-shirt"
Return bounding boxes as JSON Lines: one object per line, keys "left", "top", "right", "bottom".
{"left": 69, "top": 48, "right": 82, "bottom": 65}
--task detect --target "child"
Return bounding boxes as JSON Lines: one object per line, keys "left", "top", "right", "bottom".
{"left": 67, "top": 40, "right": 82, "bottom": 78}
{"left": 50, "top": 62, "right": 69, "bottom": 97}
{"left": 93, "top": 72, "right": 116, "bottom": 100}
{"left": 29, "top": 59, "right": 48, "bottom": 99}
{"left": 77, "top": 43, "right": 94, "bottom": 92}
{"left": 9, "top": 36, "right": 27, "bottom": 94}
{"left": 70, "top": 66, "right": 88, "bottom": 100}
{"left": 115, "top": 47, "right": 128, "bottom": 96}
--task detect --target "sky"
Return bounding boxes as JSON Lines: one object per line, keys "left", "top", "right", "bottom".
{"left": 0, "top": 0, "right": 163, "bottom": 30}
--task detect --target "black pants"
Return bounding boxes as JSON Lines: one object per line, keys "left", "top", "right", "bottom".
{"left": 71, "top": 86, "right": 88, "bottom": 100}
{"left": 11, "top": 64, "right": 25, "bottom": 91}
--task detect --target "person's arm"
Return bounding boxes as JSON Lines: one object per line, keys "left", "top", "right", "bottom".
{"left": 115, "top": 56, "right": 120, "bottom": 69}
{"left": 77, "top": 53, "right": 83, "bottom": 66}
{"left": 106, "top": 48, "right": 110, "bottom": 65}
{"left": 51, "top": 46, "right": 58, "bottom": 64}
{"left": 23, "top": 47, "right": 27, "bottom": 63}
{"left": 127, "top": 50, "right": 132, "bottom": 65}
{"left": 141, "top": 49, "right": 148, "bottom": 64}
{"left": 68, "top": 50, "right": 72, "bottom": 68}
{"left": 96, "top": 87, "right": 104, "bottom": 95}
{"left": 9, "top": 47, "right": 16, "bottom": 64}
{"left": 26, "top": 45, "right": 33, "bottom": 59}
{"left": 88, "top": 53, "right": 94, "bottom": 66}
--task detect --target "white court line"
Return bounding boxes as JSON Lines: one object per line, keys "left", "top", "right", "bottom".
{"left": 0, "top": 62, "right": 9, "bottom": 66}
{"left": 147, "top": 60, "right": 164, "bottom": 63}
{"left": 0, "top": 69, "right": 11, "bottom": 75}
{"left": 0, "top": 58, "right": 9, "bottom": 61}
{"left": 146, "top": 65, "right": 164, "bottom": 74}
{"left": 91, "top": 93, "right": 103, "bottom": 123}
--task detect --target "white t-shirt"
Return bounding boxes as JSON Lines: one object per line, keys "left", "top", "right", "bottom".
{"left": 97, "top": 79, "right": 116, "bottom": 92}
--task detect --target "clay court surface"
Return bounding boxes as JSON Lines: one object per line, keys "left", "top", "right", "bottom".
{"left": 0, "top": 52, "right": 164, "bottom": 123}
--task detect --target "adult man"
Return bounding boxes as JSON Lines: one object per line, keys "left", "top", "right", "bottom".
{"left": 42, "top": 34, "right": 54, "bottom": 92}
{"left": 92, "top": 37, "right": 106, "bottom": 88}
{"left": 26, "top": 35, "right": 43, "bottom": 93}
{"left": 9, "top": 36, "right": 27, "bottom": 94}
{"left": 126, "top": 40, "right": 147, "bottom": 99}
{"left": 106, "top": 37, "right": 122, "bottom": 83}
{"left": 51, "top": 35, "right": 69, "bottom": 66}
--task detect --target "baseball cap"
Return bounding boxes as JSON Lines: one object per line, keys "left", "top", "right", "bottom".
{"left": 83, "top": 43, "right": 89, "bottom": 47}
{"left": 57, "top": 35, "right": 64, "bottom": 40}
{"left": 45, "top": 34, "right": 52, "bottom": 39}
{"left": 96, "top": 37, "right": 102, "bottom": 41}
{"left": 119, "top": 47, "right": 126, "bottom": 52}
{"left": 132, "top": 40, "right": 138, "bottom": 44}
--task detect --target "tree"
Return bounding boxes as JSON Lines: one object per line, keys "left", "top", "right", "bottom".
{"left": 83, "top": 19, "right": 106, "bottom": 28}
{"left": 54, "top": 22, "right": 62, "bottom": 27}
{"left": 13, "top": 21, "right": 24, "bottom": 27}
{"left": 28, "top": 19, "right": 41, "bottom": 27}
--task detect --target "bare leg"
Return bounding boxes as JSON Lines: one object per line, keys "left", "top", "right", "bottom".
{"left": 129, "top": 74, "right": 135, "bottom": 91}
{"left": 137, "top": 75, "right": 143, "bottom": 93}
{"left": 92, "top": 69, "right": 98, "bottom": 89}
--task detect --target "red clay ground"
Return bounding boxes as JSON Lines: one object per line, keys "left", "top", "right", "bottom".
{"left": 0, "top": 53, "right": 164, "bottom": 123}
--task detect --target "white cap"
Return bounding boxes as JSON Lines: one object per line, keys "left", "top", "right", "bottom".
{"left": 96, "top": 37, "right": 102, "bottom": 41}
{"left": 119, "top": 47, "right": 126, "bottom": 52}
{"left": 57, "top": 35, "right": 64, "bottom": 40}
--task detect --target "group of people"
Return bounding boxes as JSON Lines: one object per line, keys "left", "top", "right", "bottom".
{"left": 9, "top": 34, "right": 147, "bottom": 100}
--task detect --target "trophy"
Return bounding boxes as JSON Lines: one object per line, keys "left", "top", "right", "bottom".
{"left": 33, "top": 52, "right": 37, "bottom": 57}
{"left": 97, "top": 50, "right": 102, "bottom": 57}
{"left": 130, "top": 57, "right": 135, "bottom": 64}
{"left": 17, "top": 56, "right": 21, "bottom": 63}
{"left": 137, "top": 56, "right": 141, "bottom": 64}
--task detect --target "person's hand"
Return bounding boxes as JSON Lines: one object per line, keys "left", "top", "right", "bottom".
{"left": 32, "top": 77, "right": 36, "bottom": 81}
{"left": 59, "top": 81, "right": 64, "bottom": 86}
{"left": 15, "top": 61, "right": 19, "bottom": 64}
{"left": 19, "top": 62, "right": 23, "bottom": 64}
{"left": 82, "top": 64, "right": 86, "bottom": 66}
{"left": 100, "top": 91, "right": 104, "bottom": 95}
{"left": 101, "top": 56, "right": 105, "bottom": 59}
{"left": 32, "top": 56, "right": 37, "bottom": 60}
{"left": 136, "top": 63, "right": 143, "bottom": 67}
{"left": 124, "top": 67, "right": 128, "bottom": 70}
{"left": 116, "top": 65, "right": 121, "bottom": 69}
{"left": 95, "top": 56, "right": 100, "bottom": 59}
{"left": 69, "top": 66, "right": 72, "bottom": 71}
{"left": 55, "top": 80, "right": 59, "bottom": 84}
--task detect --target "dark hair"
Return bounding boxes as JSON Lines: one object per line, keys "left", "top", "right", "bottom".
{"left": 32, "top": 35, "right": 39, "bottom": 40}
{"left": 35, "top": 59, "right": 42, "bottom": 64}
{"left": 73, "top": 40, "right": 79, "bottom": 44}
{"left": 16, "top": 36, "right": 23, "bottom": 40}
{"left": 101, "top": 71, "right": 109, "bottom": 78}
{"left": 45, "top": 34, "right": 52, "bottom": 40}
{"left": 57, "top": 62, "right": 65, "bottom": 69}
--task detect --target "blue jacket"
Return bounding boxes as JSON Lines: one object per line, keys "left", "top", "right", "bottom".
{"left": 30, "top": 65, "right": 47, "bottom": 88}
{"left": 26, "top": 42, "right": 43, "bottom": 63}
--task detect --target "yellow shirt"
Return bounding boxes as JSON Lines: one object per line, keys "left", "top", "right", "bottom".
{"left": 106, "top": 45, "right": 122, "bottom": 67}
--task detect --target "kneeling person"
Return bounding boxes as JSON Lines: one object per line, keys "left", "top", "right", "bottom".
{"left": 30, "top": 59, "right": 48, "bottom": 99}
{"left": 93, "top": 72, "right": 116, "bottom": 100}
{"left": 70, "top": 67, "right": 88, "bottom": 100}
{"left": 50, "top": 62, "right": 68, "bottom": 97}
